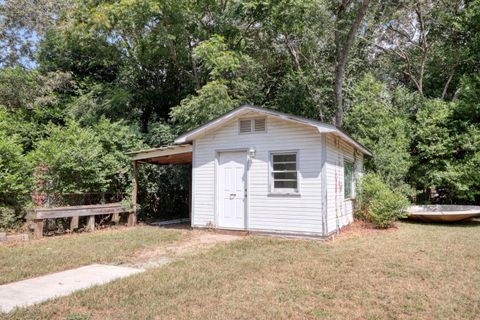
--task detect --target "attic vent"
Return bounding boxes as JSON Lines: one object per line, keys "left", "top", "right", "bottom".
{"left": 239, "top": 119, "right": 252, "bottom": 133}
{"left": 254, "top": 118, "right": 266, "bottom": 132}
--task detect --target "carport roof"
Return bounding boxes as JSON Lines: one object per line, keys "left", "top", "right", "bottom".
{"left": 128, "top": 144, "right": 192, "bottom": 165}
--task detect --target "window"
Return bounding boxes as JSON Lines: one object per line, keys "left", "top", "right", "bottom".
{"left": 344, "top": 160, "right": 354, "bottom": 199}
{"left": 239, "top": 118, "right": 266, "bottom": 134}
{"left": 271, "top": 152, "right": 298, "bottom": 193}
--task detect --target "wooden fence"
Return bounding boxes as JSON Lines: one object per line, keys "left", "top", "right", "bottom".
{"left": 33, "top": 202, "right": 135, "bottom": 238}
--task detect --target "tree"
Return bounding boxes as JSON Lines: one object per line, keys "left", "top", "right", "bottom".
{"left": 0, "top": 0, "right": 73, "bottom": 66}
{"left": 344, "top": 74, "right": 412, "bottom": 189}
{"left": 0, "top": 67, "right": 71, "bottom": 111}
{"left": 170, "top": 35, "right": 259, "bottom": 132}
{"left": 369, "top": 0, "right": 476, "bottom": 100}
{"left": 333, "top": 0, "right": 371, "bottom": 126}
{"left": 412, "top": 75, "right": 480, "bottom": 203}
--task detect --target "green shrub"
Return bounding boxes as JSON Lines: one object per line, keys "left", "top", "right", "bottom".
{"left": 0, "top": 206, "right": 22, "bottom": 231}
{"left": 0, "top": 129, "right": 32, "bottom": 206}
{"left": 356, "top": 173, "right": 409, "bottom": 228}
{"left": 0, "top": 124, "right": 32, "bottom": 230}
{"left": 28, "top": 118, "right": 145, "bottom": 195}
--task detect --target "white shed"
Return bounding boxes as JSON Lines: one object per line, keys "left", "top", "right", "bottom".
{"left": 171, "top": 105, "right": 371, "bottom": 238}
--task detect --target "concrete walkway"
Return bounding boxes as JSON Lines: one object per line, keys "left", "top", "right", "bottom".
{"left": 0, "top": 264, "right": 143, "bottom": 313}
{"left": 0, "top": 230, "right": 243, "bottom": 313}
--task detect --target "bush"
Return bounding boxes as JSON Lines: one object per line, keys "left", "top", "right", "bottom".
{"left": 356, "top": 173, "right": 410, "bottom": 228}
{"left": 0, "top": 206, "right": 23, "bottom": 231}
{"left": 0, "top": 130, "right": 32, "bottom": 206}
{"left": 28, "top": 118, "right": 145, "bottom": 195}
{"left": 28, "top": 120, "right": 108, "bottom": 194}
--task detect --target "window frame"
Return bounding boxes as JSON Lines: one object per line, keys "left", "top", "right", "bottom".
{"left": 269, "top": 150, "right": 300, "bottom": 195}
{"left": 238, "top": 117, "right": 267, "bottom": 135}
{"left": 344, "top": 158, "right": 354, "bottom": 199}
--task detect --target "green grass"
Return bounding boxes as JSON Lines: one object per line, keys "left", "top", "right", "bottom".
{"left": 0, "top": 226, "right": 184, "bottom": 284}
{"left": 3, "top": 221, "right": 480, "bottom": 319}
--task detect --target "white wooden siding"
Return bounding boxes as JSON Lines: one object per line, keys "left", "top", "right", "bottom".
{"left": 192, "top": 112, "right": 324, "bottom": 235}
{"left": 191, "top": 111, "right": 365, "bottom": 236}
{"left": 325, "top": 134, "right": 364, "bottom": 234}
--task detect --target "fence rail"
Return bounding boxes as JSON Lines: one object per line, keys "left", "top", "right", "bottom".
{"left": 33, "top": 202, "right": 135, "bottom": 238}
{"left": 31, "top": 192, "right": 126, "bottom": 208}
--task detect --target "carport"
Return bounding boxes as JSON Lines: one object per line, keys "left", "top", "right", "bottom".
{"left": 128, "top": 144, "right": 193, "bottom": 224}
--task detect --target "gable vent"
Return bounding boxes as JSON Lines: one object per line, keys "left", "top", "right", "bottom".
{"left": 254, "top": 118, "right": 266, "bottom": 132}
{"left": 239, "top": 119, "right": 252, "bottom": 133}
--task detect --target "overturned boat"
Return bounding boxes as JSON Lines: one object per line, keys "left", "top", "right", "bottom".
{"left": 407, "top": 205, "right": 480, "bottom": 222}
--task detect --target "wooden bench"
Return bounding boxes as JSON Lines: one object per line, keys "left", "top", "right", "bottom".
{"left": 33, "top": 202, "right": 135, "bottom": 238}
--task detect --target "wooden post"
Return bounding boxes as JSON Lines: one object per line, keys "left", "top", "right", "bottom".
{"left": 70, "top": 216, "right": 79, "bottom": 231}
{"left": 34, "top": 219, "right": 44, "bottom": 239}
{"left": 87, "top": 215, "right": 95, "bottom": 231}
{"left": 112, "top": 212, "right": 120, "bottom": 224}
{"left": 128, "top": 160, "right": 138, "bottom": 227}
{"left": 188, "top": 164, "right": 192, "bottom": 221}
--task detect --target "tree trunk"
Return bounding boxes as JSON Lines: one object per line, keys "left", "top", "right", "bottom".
{"left": 334, "top": 0, "right": 370, "bottom": 127}
{"left": 334, "top": 63, "right": 345, "bottom": 126}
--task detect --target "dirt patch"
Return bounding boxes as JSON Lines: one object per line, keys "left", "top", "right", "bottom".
{"left": 125, "top": 229, "right": 243, "bottom": 269}
{"left": 330, "top": 220, "right": 398, "bottom": 242}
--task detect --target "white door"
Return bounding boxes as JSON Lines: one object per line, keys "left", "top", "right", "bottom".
{"left": 218, "top": 152, "right": 246, "bottom": 229}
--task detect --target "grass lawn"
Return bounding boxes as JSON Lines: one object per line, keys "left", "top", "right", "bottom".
{"left": 4, "top": 221, "right": 480, "bottom": 320}
{"left": 0, "top": 226, "right": 184, "bottom": 285}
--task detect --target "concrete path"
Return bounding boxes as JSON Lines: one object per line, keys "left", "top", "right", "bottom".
{"left": 0, "top": 230, "right": 243, "bottom": 313}
{"left": 0, "top": 264, "right": 144, "bottom": 313}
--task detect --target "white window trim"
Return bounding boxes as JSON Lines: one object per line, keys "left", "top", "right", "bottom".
{"left": 238, "top": 117, "right": 267, "bottom": 135}
{"left": 268, "top": 150, "right": 301, "bottom": 196}
{"left": 344, "top": 158, "right": 354, "bottom": 200}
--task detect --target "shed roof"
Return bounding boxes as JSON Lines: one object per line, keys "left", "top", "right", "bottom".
{"left": 174, "top": 105, "right": 372, "bottom": 156}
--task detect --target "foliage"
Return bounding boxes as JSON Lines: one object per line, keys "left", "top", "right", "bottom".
{"left": 28, "top": 119, "right": 144, "bottom": 195}
{"left": 137, "top": 165, "right": 190, "bottom": 221}
{"left": 65, "top": 82, "right": 133, "bottom": 126}
{"left": 28, "top": 121, "right": 107, "bottom": 194}
{"left": 0, "top": 0, "right": 478, "bottom": 217}
{"left": 412, "top": 78, "right": 480, "bottom": 203}
{"left": 356, "top": 173, "right": 409, "bottom": 228}
{"left": 194, "top": 35, "right": 248, "bottom": 81}
{"left": 0, "top": 0, "right": 73, "bottom": 66}
{"left": 93, "top": 118, "right": 146, "bottom": 191}
{"left": 0, "top": 67, "right": 72, "bottom": 111}
{"left": 171, "top": 35, "right": 260, "bottom": 132}
{"left": 344, "top": 74, "right": 413, "bottom": 189}
{"left": 0, "top": 108, "right": 32, "bottom": 229}
{"left": 0, "top": 131, "right": 32, "bottom": 204}
{"left": 0, "top": 206, "right": 23, "bottom": 231}
{"left": 144, "top": 120, "right": 175, "bottom": 147}
{"left": 170, "top": 81, "right": 238, "bottom": 132}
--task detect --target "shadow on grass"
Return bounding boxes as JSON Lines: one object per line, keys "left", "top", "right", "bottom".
{"left": 400, "top": 218, "right": 480, "bottom": 228}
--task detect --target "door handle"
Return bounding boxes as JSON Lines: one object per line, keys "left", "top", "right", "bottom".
{"left": 230, "top": 193, "right": 236, "bottom": 198}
